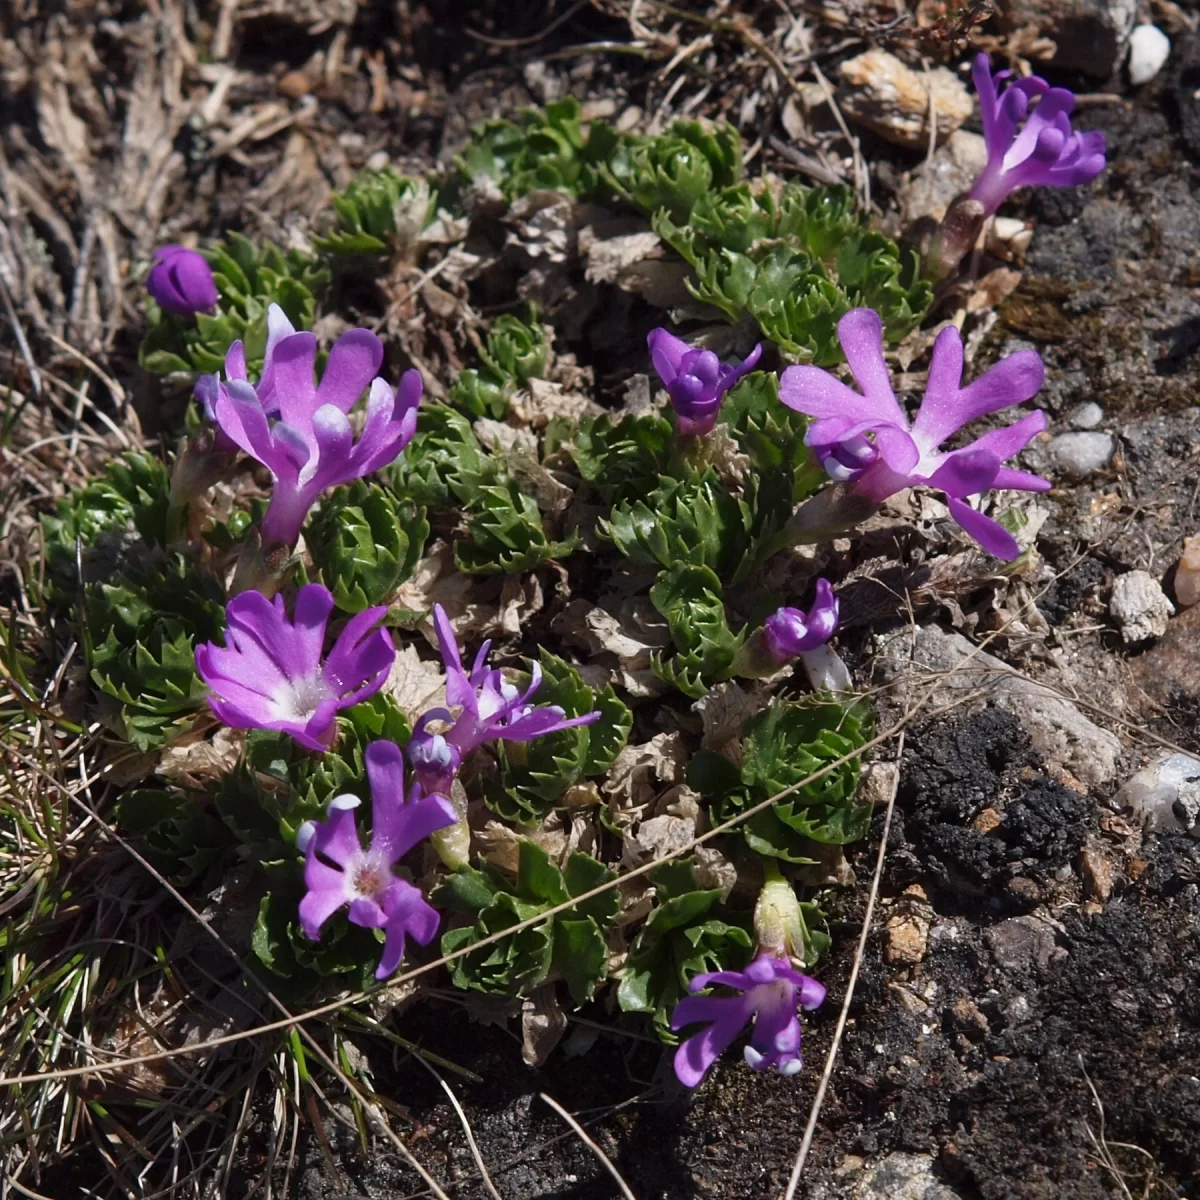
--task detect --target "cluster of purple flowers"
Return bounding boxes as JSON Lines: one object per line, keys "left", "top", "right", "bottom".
{"left": 195, "top": 594, "right": 599, "bottom": 980}
{"left": 164, "top": 59, "right": 1107, "bottom": 1085}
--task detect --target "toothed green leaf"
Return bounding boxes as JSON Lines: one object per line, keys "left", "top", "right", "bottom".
{"left": 564, "top": 412, "right": 674, "bottom": 505}
{"left": 307, "top": 480, "right": 428, "bottom": 613}
{"left": 601, "top": 468, "right": 754, "bottom": 582}
{"left": 383, "top": 403, "right": 495, "bottom": 508}
{"left": 313, "top": 167, "right": 435, "bottom": 256}
{"left": 455, "top": 481, "right": 580, "bottom": 575}
{"left": 432, "top": 842, "right": 618, "bottom": 1005}
{"left": 486, "top": 650, "right": 631, "bottom": 825}
{"left": 616, "top": 860, "right": 752, "bottom": 1039}
{"left": 688, "top": 696, "right": 873, "bottom": 860}
{"left": 648, "top": 563, "right": 744, "bottom": 697}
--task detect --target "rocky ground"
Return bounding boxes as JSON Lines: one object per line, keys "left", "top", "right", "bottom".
{"left": 3, "top": 1, "right": 1200, "bottom": 1197}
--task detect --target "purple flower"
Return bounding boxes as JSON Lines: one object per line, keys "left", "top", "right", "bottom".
{"left": 297, "top": 740, "right": 456, "bottom": 980}
{"left": 208, "top": 307, "right": 421, "bottom": 547}
{"left": 763, "top": 580, "right": 839, "bottom": 664}
{"left": 195, "top": 584, "right": 394, "bottom": 751}
{"left": 671, "top": 953, "right": 826, "bottom": 1087}
{"left": 779, "top": 308, "right": 1049, "bottom": 560}
{"left": 147, "top": 245, "right": 219, "bottom": 316}
{"left": 407, "top": 604, "right": 601, "bottom": 795}
{"left": 968, "top": 53, "right": 1106, "bottom": 217}
{"left": 648, "top": 329, "right": 763, "bottom": 436}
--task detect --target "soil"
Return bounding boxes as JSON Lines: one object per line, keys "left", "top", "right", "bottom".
{"left": 5, "top": 2, "right": 1200, "bottom": 1198}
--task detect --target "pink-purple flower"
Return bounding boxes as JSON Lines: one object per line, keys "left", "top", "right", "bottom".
{"left": 779, "top": 308, "right": 1049, "bottom": 560}
{"left": 648, "top": 328, "right": 763, "bottom": 437}
{"left": 407, "top": 604, "right": 601, "bottom": 796}
{"left": 763, "top": 579, "right": 839, "bottom": 664}
{"left": 968, "top": 53, "right": 1106, "bottom": 218}
{"left": 297, "top": 740, "right": 456, "bottom": 980}
{"left": 147, "top": 245, "right": 219, "bottom": 316}
{"left": 671, "top": 953, "right": 826, "bottom": 1087}
{"left": 205, "top": 304, "right": 421, "bottom": 547}
{"left": 195, "top": 584, "right": 394, "bottom": 751}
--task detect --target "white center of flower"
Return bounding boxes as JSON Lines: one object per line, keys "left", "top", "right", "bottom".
{"left": 274, "top": 673, "right": 330, "bottom": 723}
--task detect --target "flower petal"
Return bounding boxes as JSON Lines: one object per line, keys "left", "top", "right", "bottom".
{"left": 946, "top": 497, "right": 1021, "bottom": 559}
{"left": 673, "top": 1007, "right": 751, "bottom": 1088}
{"left": 317, "top": 328, "right": 385, "bottom": 413}
{"left": 647, "top": 328, "right": 690, "bottom": 384}
{"left": 376, "top": 880, "right": 442, "bottom": 978}
{"left": 365, "top": 740, "right": 457, "bottom": 863}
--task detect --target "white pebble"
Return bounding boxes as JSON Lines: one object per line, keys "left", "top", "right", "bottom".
{"left": 1111, "top": 569, "right": 1174, "bottom": 642}
{"left": 1128, "top": 24, "right": 1171, "bottom": 86}
{"left": 1050, "top": 431, "right": 1114, "bottom": 478}
{"left": 1115, "top": 753, "right": 1200, "bottom": 832}
{"left": 1067, "top": 401, "right": 1104, "bottom": 430}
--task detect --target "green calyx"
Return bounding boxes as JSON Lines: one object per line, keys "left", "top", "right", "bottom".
{"left": 432, "top": 840, "right": 619, "bottom": 1006}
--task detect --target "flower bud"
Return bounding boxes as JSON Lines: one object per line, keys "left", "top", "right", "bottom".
{"left": 147, "top": 245, "right": 218, "bottom": 316}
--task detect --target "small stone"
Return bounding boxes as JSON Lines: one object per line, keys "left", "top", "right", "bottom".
{"left": 984, "top": 914, "right": 1066, "bottom": 974}
{"left": 886, "top": 889, "right": 933, "bottom": 965}
{"left": 1114, "top": 752, "right": 1200, "bottom": 832}
{"left": 1067, "top": 401, "right": 1104, "bottom": 430}
{"left": 947, "top": 997, "right": 990, "bottom": 1040}
{"left": 972, "top": 807, "right": 1002, "bottom": 833}
{"left": 1050, "top": 431, "right": 1114, "bottom": 478}
{"left": 997, "top": 0, "right": 1137, "bottom": 77}
{"left": 1081, "top": 837, "right": 1114, "bottom": 901}
{"left": 837, "top": 49, "right": 973, "bottom": 149}
{"left": 857, "top": 1152, "right": 961, "bottom": 1200}
{"left": 901, "top": 130, "right": 988, "bottom": 225}
{"left": 1128, "top": 24, "right": 1171, "bottom": 85}
{"left": 1110, "top": 569, "right": 1174, "bottom": 643}
{"left": 1174, "top": 534, "right": 1200, "bottom": 609}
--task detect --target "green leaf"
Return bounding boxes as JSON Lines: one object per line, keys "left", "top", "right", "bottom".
{"left": 383, "top": 403, "right": 495, "bottom": 508}
{"left": 648, "top": 562, "right": 744, "bottom": 697}
{"left": 40, "top": 453, "right": 172, "bottom": 605}
{"left": 564, "top": 412, "right": 673, "bottom": 506}
{"left": 601, "top": 468, "right": 754, "bottom": 582}
{"left": 432, "top": 842, "right": 617, "bottom": 1003}
{"left": 486, "top": 651, "right": 631, "bottom": 824}
{"left": 313, "top": 167, "right": 435, "bottom": 257}
{"left": 616, "top": 861, "right": 752, "bottom": 1038}
{"left": 688, "top": 696, "right": 873, "bottom": 859}
{"left": 307, "top": 480, "right": 428, "bottom": 612}
{"left": 455, "top": 481, "right": 580, "bottom": 575}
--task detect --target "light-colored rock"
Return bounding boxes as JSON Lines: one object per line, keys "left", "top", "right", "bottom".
{"left": 874, "top": 626, "right": 1123, "bottom": 787}
{"left": 1111, "top": 570, "right": 1174, "bottom": 643}
{"left": 1050, "top": 430, "right": 1114, "bottom": 477}
{"left": 857, "top": 1152, "right": 963, "bottom": 1200}
{"left": 998, "top": 0, "right": 1138, "bottom": 77}
{"left": 1068, "top": 401, "right": 1104, "bottom": 430}
{"left": 901, "top": 130, "right": 988, "bottom": 225}
{"left": 837, "top": 49, "right": 972, "bottom": 149}
{"left": 984, "top": 914, "right": 1067, "bottom": 973}
{"left": 1175, "top": 534, "right": 1200, "bottom": 608}
{"left": 1114, "top": 752, "right": 1200, "bottom": 832}
{"left": 1128, "top": 24, "right": 1171, "bottom": 85}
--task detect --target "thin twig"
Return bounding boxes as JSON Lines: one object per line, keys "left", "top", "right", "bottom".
{"left": 408, "top": 1052, "right": 504, "bottom": 1200}
{"left": 539, "top": 1094, "right": 637, "bottom": 1200}
{"left": 782, "top": 728, "right": 905, "bottom": 1199}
